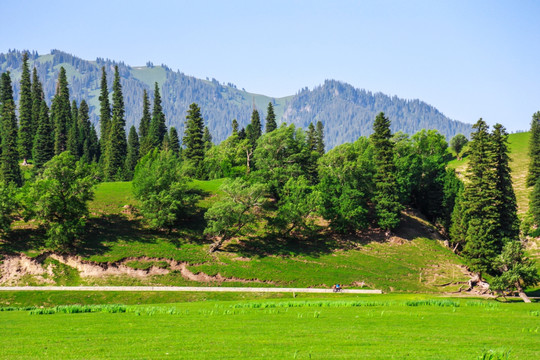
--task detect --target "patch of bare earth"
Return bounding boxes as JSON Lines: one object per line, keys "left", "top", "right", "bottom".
{"left": 0, "top": 254, "right": 268, "bottom": 285}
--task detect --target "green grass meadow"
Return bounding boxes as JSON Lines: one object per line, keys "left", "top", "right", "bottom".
{"left": 0, "top": 294, "right": 538, "bottom": 359}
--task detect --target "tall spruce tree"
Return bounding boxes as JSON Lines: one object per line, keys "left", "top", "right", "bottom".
{"left": 148, "top": 82, "right": 167, "bottom": 148}
{"left": 67, "top": 100, "right": 80, "bottom": 158}
{"left": 492, "top": 124, "right": 519, "bottom": 243}
{"left": 232, "top": 119, "right": 239, "bottom": 136}
{"left": 104, "top": 66, "right": 127, "bottom": 180}
{"left": 169, "top": 127, "right": 180, "bottom": 156}
{"left": 125, "top": 126, "right": 140, "bottom": 180}
{"left": 183, "top": 103, "right": 205, "bottom": 176}
{"left": 246, "top": 109, "right": 262, "bottom": 147}
{"left": 0, "top": 72, "right": 22, "bottom": 186}
{"left": 31, "top": 67, "right": 43, "bottom": 141}
{"left": 527, "top": 111, "right": 540, "bottom": 187}
{"left": 138, "top": 89, "right": 151, "bottom": 155}
{"left": 50, "top": 67, "right": 71, "bottom": 155}
{"left": 77, "top": 100, "right": 98, "bottom": 163}
{"left": 307, "top": 123, "right": 317, "bottom": 151}
{"left": 98, "top": 66, "right": 111, "bottom": 156}
{"left": 33, "top": 100, "right": 54, "bottom": 169}
{"left": 316, "top": 120, "right": 325, "bottom": 155}
{"left": 531, "top": 177, "right": 540, "bottom": 226}
{"left": 265, "top": 102, "right": 277, "bottom": 133}
{"left": 461, "top": 119, "right": 501, "bottom": 276}
{"left": 370, "top": 112, "right": 401, "bottom": 231}
{"left": 203, "top": 126, "right": 213, "bottom": 152}
{"left": 17, "top": 52, "right": 34, "bottom": 162}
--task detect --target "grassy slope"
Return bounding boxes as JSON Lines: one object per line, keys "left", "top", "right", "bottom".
{"left": 1, "top": 296, "right": 538, "bottom": 359}
{"left": 9, "top": 179, "right": 466, "bottom": 292}
{"left": 448, "top": 132, "right": 531, "bottom": 214}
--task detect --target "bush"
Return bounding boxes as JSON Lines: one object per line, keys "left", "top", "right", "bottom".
{"left": 132, "top": 149, "right": 198, "bottom": 231}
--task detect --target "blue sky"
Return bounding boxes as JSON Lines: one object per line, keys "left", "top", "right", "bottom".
{"left": 2, "top": 0, "right": 539, "bottom": 132}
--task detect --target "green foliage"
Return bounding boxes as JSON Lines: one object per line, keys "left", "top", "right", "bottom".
{"left": 526, "top": 111, "right": 540, "bottom": 187}
{"left": 138, "top": 89, "right": 151, "bottom": 154}
{"left": 371, "top": 112, "right": 402, "bottom": 230}
{"left": 0, "top": 181, "right": 18, "bottom": 238}
{"left": 132, "top": 149, "right": 198, "bottom": 231}
{"left": 531, "top": 177, "right": 540, "bottom": 226}
{"left": 246, "top": 109, "right": 262, "bottom": 148}
{"left": 491, "top": 241, "right": 539, "bottom": 301}
{"left": 203, "top": 125, "right": 212, "bottom": 153}
{"left": 168, "top": 127, "right": 180, "bottom": 156}
{"left": 460, "top": 119, "right": 507, "bottom": 275}
{"left": 273, "top": 176, "right": 319, "bottom": 236}
{"left": 24, "top": 152, "right": 96, "bottom": 250}
{"left": 315, "top": 120, "right": 324, "bottom": 155}
{"left": 491, "top": 124, "right": 519, "bottom": 243}
{"left": 31, "top": 67, "right": 43, "bottom": 147}
{"left": 104, "top": 66, "right": 127, "bottom": 180}
{"left": 17, "top": 52, "right": 34, "bottom": 161}
{"left": 148, "top": 82, "right": 167, "bottom": 149}
{"left": 182, "top": 103, "right": 205, "bottom": 178}
{"left": 204, "top": 178, "right": 266, "bottom": 251}
{"left": 78, "top": 100, "right": 99, "bottom": 163}
{"left": 253, "top": 124, "right": 309, "bottom": 198}
{"left": 440, "top": 169, "right": 464, "bottom": 231}
{"left": 450, "top": 133, "right": 468, "bottom": 159}
{"left": 317, "top": 138, "right": 374, "bottom": 232}
{"left": 265, "top": 102, "right": 277, "bottom": 133}
{"left": 124, "top": 126, "right": 140, "bottom": 180}
{"left": 98, "top": 66, "right": 111, "bottom": 156}
{"left": 32, "top": 100, "right": 54, "bottom": 169}
{"left": 203, "top": 134, "right": 246, "bottom": 179}
{"left": 66, "top": 100, "right": 80, "bottom": 158}
{"left": 50, "top": 67, "right": 71, "bottom": 155}
{"left": 0, "top": 72, "right": 22, "bottom": 186}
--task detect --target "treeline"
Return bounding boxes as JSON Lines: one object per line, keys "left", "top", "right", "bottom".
{"left": 1, "top": 53, "right": 538, "bottom": 300}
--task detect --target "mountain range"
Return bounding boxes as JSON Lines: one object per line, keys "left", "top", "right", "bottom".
{"left": 0, "top": 49, "right": 472, "bottom": 149}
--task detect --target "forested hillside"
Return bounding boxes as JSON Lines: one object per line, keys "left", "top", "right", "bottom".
{"left": 1, "top": 49, "right": 471, "bottom": 148}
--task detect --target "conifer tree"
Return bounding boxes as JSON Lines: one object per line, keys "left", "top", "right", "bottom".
{"left": 307, "top": 123, "right": 317, "bottom": 151}
{"left": 531, "top": 177, "right": 540, "bottom": 226}
{"left": 17, "top": 52, "right": 34, "bottom": 162}
{"left": 232, "top": 119, "right": 239, "bottom": 136}
{"left": 104, "top": 66, "right": 127, "bottom": 180}
{"left": 527, "top": 111, "right": 540, "bottom": 187}
{"left": 370, "top": 112, "right": 401, "bottom": 231}
{"left": 98, "top": 66, "right": 111, "bottom": 156}
{"left": 161, "top": 132, "right": 170, "bottom": 152}
{"left": 138, "top": 89, "right": 151, "bottom": 152}
{"left": 31, "top": 67, "right": 43, "bottom": 140}
{"left": 265, "top": 102, "right": 277, "bottom": 133}
{"left": 0, "top": 72, "right": 22, "bottom": 186}
{"left": 50, "top": 67, "right": 71, "bottom": 155}
{"left": 33, "top": 100, "right": 54, "bottom": 169}
{"left": 491, "top": 124, "right": 519, "bottom": 243}
{"left": 203, "top": 126, "right": 213, "bottom": 152}
{"left": 148, "top": 82, "right": 167, "bottom": 148}
{"left": 246, "top": 109, "right": 262, "bottom": 147}
{"left": 67, "top": 100, "right": 80, "bottom": 158}
{"left": 461, "top": 119, "right": 500, "bottom": 276}
{"left": 183, "top": 103, "right": 205, "bottom": 176}
{"left": 77, "top": 100, "right": 98, "bottom": 163}
{"left": 316, "top": 120, "right": 325, "bottom": 155}
{"left": 169, "top": 127, "right": 180, "bottom": 156}
{"left": 125, "top": 126, "right": 140, "bottom": 180}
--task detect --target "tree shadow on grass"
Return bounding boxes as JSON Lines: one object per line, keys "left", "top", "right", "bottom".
{"left": 0, "top": 226, "right": 44, "bottom": 255}
{"left": 224, "top": 231, "right": 341, "bottom": 259}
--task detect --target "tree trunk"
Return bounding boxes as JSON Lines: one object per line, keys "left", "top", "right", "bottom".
{"left": 515, "top": 282, "right": 531, "bottom": 303}
{"left": 209, "top": 237, "right": 224, "bottom": 253}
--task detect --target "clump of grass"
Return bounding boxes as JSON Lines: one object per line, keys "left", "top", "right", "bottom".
{"left": 466, "top": 301, "right": 499, "bottom": 309}
{"left": 404, "top": 299, "right": 460, "bottom": 307}
{"left": 231, "top": 300, "right": 390, "bottom": 309}
{"left": 0, "top": 306, "right": 38, "bottom": 312}
{"left": 477, "top": 348, "right": 511, "bottom": 360}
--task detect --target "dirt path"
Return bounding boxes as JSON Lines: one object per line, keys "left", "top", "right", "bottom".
{"left": 0, "top": 286, "right": 382, "bottom": 294}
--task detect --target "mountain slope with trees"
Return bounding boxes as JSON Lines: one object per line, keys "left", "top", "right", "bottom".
{"left": 1, "top": 49, "right": 471, "bottom": 149}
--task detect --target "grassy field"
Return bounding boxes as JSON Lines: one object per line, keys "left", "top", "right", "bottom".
{"left": 0, "top": 294, "right": 538, "bottom": 359}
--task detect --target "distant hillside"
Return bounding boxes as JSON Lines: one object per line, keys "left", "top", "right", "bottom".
{"left": 1, "top": 50, "right": 472, "bottom": 149}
